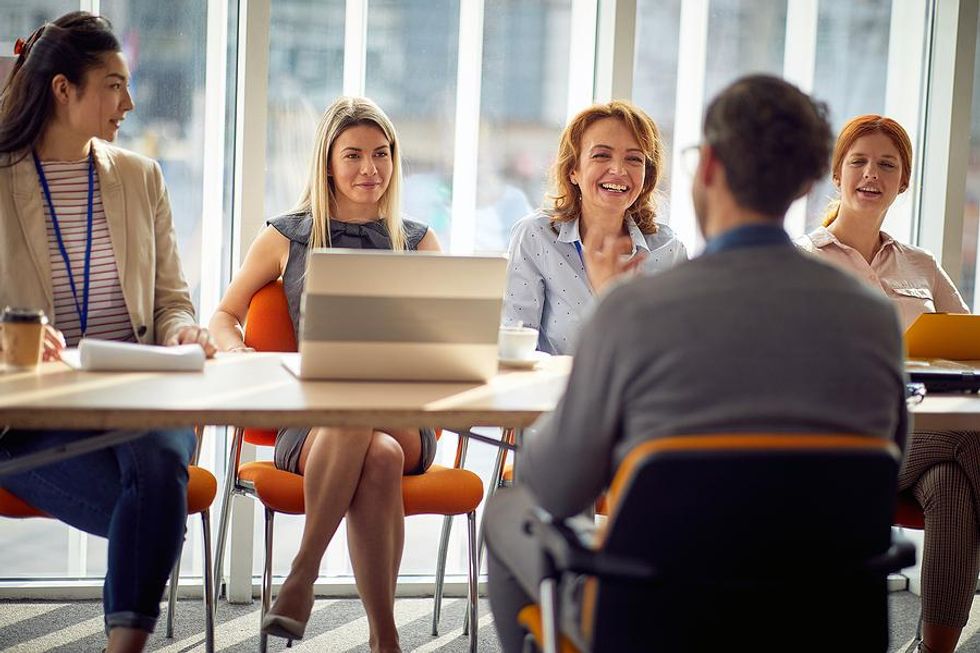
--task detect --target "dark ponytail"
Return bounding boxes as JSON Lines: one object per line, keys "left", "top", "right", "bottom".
{"left": 0, "top": 11, "right": 120, "bottom": 164}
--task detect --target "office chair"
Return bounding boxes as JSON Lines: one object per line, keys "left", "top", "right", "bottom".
{"left": 518, "top": 434, "right": 916, "bottom": 653}
{"left": 211, "top": 280, "right": 484, "bottom": 652}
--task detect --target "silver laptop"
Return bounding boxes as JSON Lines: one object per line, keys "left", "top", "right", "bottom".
{"left": 283, "top": 248, "right": 507, "bottom": 381}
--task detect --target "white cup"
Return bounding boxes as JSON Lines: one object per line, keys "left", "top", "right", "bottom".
{"left": 498, "top": 326, "right": 538, "bottom": 361}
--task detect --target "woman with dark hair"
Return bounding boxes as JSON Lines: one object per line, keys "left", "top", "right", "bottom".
{"left": 799, "top": 115, "right": 974, "bottom": 653}
{"left": 501, "top": 101, "right": 687, "bottom": 355}
{"left": 0, "top": 12, "right": 214, "bottom": 652}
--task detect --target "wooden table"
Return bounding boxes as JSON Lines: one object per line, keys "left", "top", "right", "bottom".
{"left": 0, "top": 352, "right": 572, "bottom": 476}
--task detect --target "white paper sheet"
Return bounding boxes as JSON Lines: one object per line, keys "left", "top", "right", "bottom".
{"left": 61, "top": 338, "right": 205, "bottom": 372}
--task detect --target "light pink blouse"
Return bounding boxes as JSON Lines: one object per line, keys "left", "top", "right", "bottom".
{"left": 796, "top": 226, "right": 969, "bottom": 331}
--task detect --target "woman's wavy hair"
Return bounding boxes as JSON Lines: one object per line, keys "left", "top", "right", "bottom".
{"left": 291, "top": 96, "right": 405, "bottom": 255}
{"left": 0, "top": 11, "right": 120, "bottom": 165}
{"left": 822, "top": 114, "right": 912, "bottom": 226}
{"left": 547, "top": 100, "right": 664, "bottom": 234}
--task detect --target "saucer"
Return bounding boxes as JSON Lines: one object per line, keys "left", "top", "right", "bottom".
{"left": 498, "top": 351, "right": 551, "bottom": 369}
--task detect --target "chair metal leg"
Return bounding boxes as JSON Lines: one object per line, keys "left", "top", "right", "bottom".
{"left": 259, "top": 507, "right": 275, "bottom": 653}
{"left": 432, "top": 432, "right": 471, "bottom": 636}
{"left": 201, "top": 510, "right": 216, "bottom": 653}
{"left": 431, "top": 514, "right": 454, "bottom": 635}
{"left": 166, "top": 549, "right": 182, "bottom": 638}
{"left": 903, "top": 611, "right": 923, "bottom": 653}
{"left": 466, "top": 511, "right": 479, "bottom": 652}
{"left": 539, "top": 576, "right": 559, "bottom": 653}
{"left": 464, "top": 427, "right": 513, "bottom": 635}
{"left": 214, "top": 428, "right": 243, "bottom": 605}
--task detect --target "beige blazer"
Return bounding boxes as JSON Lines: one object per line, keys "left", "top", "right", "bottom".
{"left": 0, "top": 140, "right": 196, "bottom": 345}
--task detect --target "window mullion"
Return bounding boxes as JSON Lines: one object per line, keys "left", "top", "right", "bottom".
{"left": 448, "top": 0, "right": 485, "bottom": 254}
{"left": 343, "top": 0, "right": 368, "bottom": 96}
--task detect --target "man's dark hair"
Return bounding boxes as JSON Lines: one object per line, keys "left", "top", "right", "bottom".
{"left": 703, "top": 74, "right": 833, "bottom": 218}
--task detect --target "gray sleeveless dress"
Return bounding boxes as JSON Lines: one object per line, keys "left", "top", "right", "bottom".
{"left": 268, "top": 212, "right": 438, "bottom": 475}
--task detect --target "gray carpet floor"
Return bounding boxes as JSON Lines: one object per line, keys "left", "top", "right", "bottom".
{"left": 2, "top": 592, "right": 980, "bottom": 651}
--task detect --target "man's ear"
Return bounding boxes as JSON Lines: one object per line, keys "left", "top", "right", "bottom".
{"left": 699, "top": 145, "right": 716, "bottom": 187}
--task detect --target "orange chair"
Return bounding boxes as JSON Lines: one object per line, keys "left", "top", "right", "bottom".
{"left": 0, "top": 447, "right": 217, "bottom": 652}
{"left": 211, "top": 280, "right": 484, "bottom": 652}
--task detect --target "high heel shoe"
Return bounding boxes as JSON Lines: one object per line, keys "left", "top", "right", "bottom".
{"left": 261, "top": 613, "right": 307, "bottom": 641}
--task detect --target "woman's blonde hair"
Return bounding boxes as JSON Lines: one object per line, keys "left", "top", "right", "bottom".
{"left": 822, "top": 114, "right": 912, "bottom": 226}
{"left": 547, "top": 100, "right": 665, "bottom": 234}
{"left": 292, "top": 96, "right": 405, "bottom": 252}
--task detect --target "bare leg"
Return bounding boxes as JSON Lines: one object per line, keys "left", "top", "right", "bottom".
{"left": 106, "top": 627, "right": 149, "bottom": 653}
{"left": 920, "top": 623, "right": 963, "bottom": 653}
{"left": 347, "top": 432, "right": 409, "bottom": 652}
{"left": 267, "top": 426, "right": 375, "bottom": 624}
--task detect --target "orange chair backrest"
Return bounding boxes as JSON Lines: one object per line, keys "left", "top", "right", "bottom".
{"left": 242, "top": 280, "right": 296, "bottom": 447}
{"left": 244, "top": 280, "right": 297, "bottom": 353}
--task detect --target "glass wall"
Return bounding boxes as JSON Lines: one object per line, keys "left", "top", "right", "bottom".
{"left": 633, "top": 0, "right": 911, "bottom": 252}
{"left": 960, "top": 9, "right": 980, "bottom": 309}
{"left": 475, "top": 0, "right": 571, "bottom": 252}
{"left": 265, "top": 0, "right": 345, "bottom": 219}
{"left": 366, "top": 0, "right": 460, "bottom": 246}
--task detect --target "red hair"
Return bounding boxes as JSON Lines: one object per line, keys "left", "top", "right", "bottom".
{"left": 823, "top": 114, "right": 912, "bottom": 226}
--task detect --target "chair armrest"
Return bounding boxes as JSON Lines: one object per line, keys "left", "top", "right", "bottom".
{"left": 866, "top": 539, "right": 916, "bottom": 575}
{"left": 523, "top": 507, "right": 658, "bottom": 582}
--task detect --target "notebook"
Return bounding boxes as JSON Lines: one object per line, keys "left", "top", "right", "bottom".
{"left": 905, "top": 359, "right": 980, "bottom": 393}
{"left": 282, "top": 249, "right": 507, "bottom": 381}
{"left": 905, "top": 313, "right": 980, "bottom": 360}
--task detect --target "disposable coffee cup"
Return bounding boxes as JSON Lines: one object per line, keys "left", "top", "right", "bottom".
{"left": 498, "top": 325, "right": 538, "bottom": 361}
{"left": 1, "top": 307, "right": 47, "bottom": 371}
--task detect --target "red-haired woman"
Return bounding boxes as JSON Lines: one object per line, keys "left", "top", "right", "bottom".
{"left": 798, "top": 115, "right": 974, "bottom": 653}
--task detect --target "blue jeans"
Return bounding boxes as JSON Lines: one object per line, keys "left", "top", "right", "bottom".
{"left": 0, "top": 427, "right": 196, "bottom": 633}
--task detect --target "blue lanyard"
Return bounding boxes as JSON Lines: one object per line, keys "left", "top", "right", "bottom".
{"left": 33, "top": 150, "right": 95, "bottom": 336}
{"left": 573, "top": 241, "right": 585, "bottom": 266}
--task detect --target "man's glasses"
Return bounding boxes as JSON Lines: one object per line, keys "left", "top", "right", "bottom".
{"left": 680, "top": 144, "right": 701, "bottom": 177}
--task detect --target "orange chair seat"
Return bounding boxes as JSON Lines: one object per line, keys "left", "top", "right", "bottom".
{"left": 239, "top": 461, "right": 483, "bottom": 517}
{"left": 0, "top": 488, "right": 48, "bottom": 518}
{"left": 895, "top": 490, "right": 925, "bottom": 530}
{"left": 1, "top": 469, "right": 215, "bottom": 519}
{"left": 503, "top": 463, "right": 514, "bottom": 483}
{"left": 517, "top": 604, "right": 581, "bottom": 653}
{"left": 187, "top": 466, "right": 218, "bottom": 514}
{"left": 243, "top": 428, "right": 278, "bottom": 447}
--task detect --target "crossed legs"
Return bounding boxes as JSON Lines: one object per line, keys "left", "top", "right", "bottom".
{"left": 898, "top": 430, "right": 980, "bottom": 653}
{"left": 267, "top": 426, "right": 421, "bottom": 653}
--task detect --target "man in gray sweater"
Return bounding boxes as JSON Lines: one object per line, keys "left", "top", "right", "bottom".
{"left": 484, "top": 74, "right": 908, "bottom": 652}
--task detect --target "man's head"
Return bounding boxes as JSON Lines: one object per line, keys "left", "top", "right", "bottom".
{"left": 692, "top": 75, "right": 832, "bottom": 236}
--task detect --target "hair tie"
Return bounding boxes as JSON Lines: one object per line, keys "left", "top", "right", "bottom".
{"left": 13, "top": 38, "right": 25, "bottom": 56}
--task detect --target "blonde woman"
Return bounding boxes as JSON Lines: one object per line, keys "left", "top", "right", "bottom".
{"left": 211, "top": 97, "right": 439, "bottom": 651}
{"left": 501, "top": 101, "right": 687, "bottom": 355}
{"left": 798, "top": 115, "right": 973, "bottom": 653}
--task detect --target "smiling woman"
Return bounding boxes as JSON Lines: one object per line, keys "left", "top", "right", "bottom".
{"left": 501, "top": 100, "right": 688, "bottom": 356}
{"left": 797, "top": 114, "right": 977, "bottom": 653}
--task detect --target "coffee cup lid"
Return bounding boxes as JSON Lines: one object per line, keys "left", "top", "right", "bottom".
{"left": 1, "top": 307, "right": 48, "bottom": 324}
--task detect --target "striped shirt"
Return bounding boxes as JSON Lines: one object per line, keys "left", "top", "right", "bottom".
{"left": 40, "top": 158, "right": 135, "bottom": 346}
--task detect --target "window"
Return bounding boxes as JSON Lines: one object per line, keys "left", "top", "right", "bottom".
{"left": 959, "top": 10, "right": 980, "bottom": 308}
{"left": 265, "top": 0, "right": 345, "bottom": 219}
{"left": 366, "top": 0, "right": 460, "bottom": 247}
{"left": 633, "top": 0, "right": 922, "bottom": 252}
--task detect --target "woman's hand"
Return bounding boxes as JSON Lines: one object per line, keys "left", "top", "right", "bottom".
{"left": 167, "top": 325, "right": 218, "bottom": 359}
{"left": 42, "top": 325, "right": 66, "bottom": 362}
{"left": 582, "top": 234, "right": 648, "bottom": 295}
